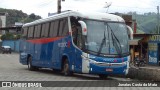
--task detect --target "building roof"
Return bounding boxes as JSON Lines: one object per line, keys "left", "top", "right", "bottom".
{"left": 0, "top": 26, "right": 21, "bottom": 31}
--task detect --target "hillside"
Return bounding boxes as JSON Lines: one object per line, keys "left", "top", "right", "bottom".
{"left": 131, "top": 12, "right": 158, "bottom": 34}
{"left": 0, "top": 8, "right": 41, "bottom": 27}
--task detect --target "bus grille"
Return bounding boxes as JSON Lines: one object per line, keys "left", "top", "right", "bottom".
{"left": 94, "top": 63, "right": 124, "bottom": 67}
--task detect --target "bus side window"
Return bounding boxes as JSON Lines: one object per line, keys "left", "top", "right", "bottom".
{"left": 49, "top": 21, "right": 54, "bottom": 37}
{"left": 62, "top": 18, "right": 69, "bottom": 36}
{"left": 58, "top": 19, "right": 64, "bottom": 36}
{"left": 37, "top": 24, "right": 42, "bottom": 38}
{"left": 77, "top": 26, "right": 83, "bottom": 49}
{"left": 58, "top": 18, "right": 69, "bottom": 36}
{"left": 71, "top": 25, "right": 78, "bottom": 45}
{"left": 43, "top": 22, "right": 50, "bottom": 37}
{"left": 41, "top": 23, "right": 46, "bottom": 38}
{"left": 34, "top": 25, "right": 38, "bottom": 38}
{"left": 49, "top": 21, "right": 59, "bottom": 37}
{"left": 28, "top": 26, "right": 34, "bottom": 39}
{"left": 22, "top": 27, "right": 28, "bottom": 39}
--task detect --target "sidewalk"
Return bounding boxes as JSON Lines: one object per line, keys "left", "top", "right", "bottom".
{"left": 128, "top": 64, "right": 160, "bottom": 81}
{"left": 140, "top": 64, "right": 160, "bottom": 70}
{"left": 130, "top": 63, "right": 160, "bottom": 69}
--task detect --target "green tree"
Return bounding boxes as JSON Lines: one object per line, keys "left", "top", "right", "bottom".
{"left": 0, "top": 8, "right": 41, "bottom": 26}
{"left": 1, "top": 33, "right": 14, "bottom": 40}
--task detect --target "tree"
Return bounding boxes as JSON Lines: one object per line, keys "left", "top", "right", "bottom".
{"left": 29, "top": 13, "right": 41, "bottom": 20}
{"left": 0, "top": 8, "right": 42, "bottom": 26}
{"left": 1, "top": 33, "right": 14, "bottom": 40}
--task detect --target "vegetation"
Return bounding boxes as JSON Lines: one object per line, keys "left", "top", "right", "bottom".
{"left": 0, "top": 33, "right": 22, "bottom": 40}
{"left": 1, "top": 33, "right": 14, "bottom": 40}
{"left": 0, "top": 8, "right": 41, "bottom": 27}
{"left": 127, "top": 12, "right": 158, "bottom": 34}
{"left": 0, "top": 8, "right": 41, "bottom": 40}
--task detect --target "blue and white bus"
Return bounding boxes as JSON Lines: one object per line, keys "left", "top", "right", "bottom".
{"left": 19, "top": 11, "right": 133, "bottom": 78}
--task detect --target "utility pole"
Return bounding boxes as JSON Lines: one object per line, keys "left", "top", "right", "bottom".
{"left": 157, "top": 6, "right": 159, "bottom": 34}
{"left": 57, "top": 0, "right": 61, "bottom": 13}
{"left": 57, "top": 0, "right": 65, "bottom": 13}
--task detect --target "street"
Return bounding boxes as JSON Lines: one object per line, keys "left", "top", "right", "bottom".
{"left": 0, "top": 53, "right": 159, "bottom": 90}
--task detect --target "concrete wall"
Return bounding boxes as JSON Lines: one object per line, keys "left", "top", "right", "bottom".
{"left": 2, "top": 40, "right": 20, "bottom": 52}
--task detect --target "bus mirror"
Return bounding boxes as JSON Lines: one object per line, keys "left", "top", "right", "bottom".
{"left": 127, "top": 26, "right": 133, "bottom": 40}
{"left": 78, "top": 21, "right": 87, "bottom": 36}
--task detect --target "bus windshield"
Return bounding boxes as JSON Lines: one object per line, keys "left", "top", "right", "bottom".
{"left": 84, "top": 19, "right": 129, "bottom": 57}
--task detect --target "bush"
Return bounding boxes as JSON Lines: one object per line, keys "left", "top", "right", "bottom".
{"left": 14, "top": 34, "right": 22, "bottom": 39}
{"left": 1, "top": 33, "right": 15, "bottom": 40}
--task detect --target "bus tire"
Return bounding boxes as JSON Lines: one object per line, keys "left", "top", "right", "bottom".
{"left": 63, "top": 59, "right": 72, "bottom": 76}
{"left": 98, "top": 74, "right": 108, "bottom": 79}
{"left": 28, "top": 56, "right": 34, "bottom": 71}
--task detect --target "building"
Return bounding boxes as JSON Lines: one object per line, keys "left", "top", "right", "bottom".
{"left": 129, "top": 34, "right": 151, "bottom": 64}
{"left": 0, "top": 12, "right": 7, "bottom": 35}
{"left": 148, "top": 34, "right": 160, "bottom": 66}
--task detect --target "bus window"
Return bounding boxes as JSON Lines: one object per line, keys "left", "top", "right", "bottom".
{"left": 44, "top": 22, "right": 50, "bottom": 37}
{"left": 49, "top": 21, "right": 54, "bottom": 37}
{"left": 58, "top": 19, "right": 64, "bottom": 36}
{"left": 61, "top": 18, "right": 69, "bottom": 36}
{"left": 37, "top": 24, "right": 42, "bottom": 38}
{"left": 34, "top": 25, "right": 39, "bottom": 38}
{"left": 22, "top": 27, "right": 28, "bottom": 38}
{"left": 70, "top": 16, "right": 82, "bottom": 46}
{"left": 71, "top": 25, "right": 78, "bottom": 45}
{"left": 57, "top": 18, "right": 69, "bottom": 36}
{"left": 28, "top": 26, "right": 34, "bottom": 39}
{"left": 49, "top": 20, "right": 59, "bottom": 37}
{"left": 41, "top": 23, "right": 46, "bottom": 38}
{"left": 77, "top": 26, "right": 83, "bottom": 49}
{"left": 41, "top": 23, "right": 50, "bottom": 38}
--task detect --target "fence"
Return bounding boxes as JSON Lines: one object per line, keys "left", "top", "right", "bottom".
{"left": 1, "top": 40, "right": 20, "bottom": 52}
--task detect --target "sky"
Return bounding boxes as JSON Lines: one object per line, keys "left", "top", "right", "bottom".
{"left": 0, "top": 0, "right": 159, "bottom": 18}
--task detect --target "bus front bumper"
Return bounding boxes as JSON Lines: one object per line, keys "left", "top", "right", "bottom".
{"left": 89, "top": 62, "right": 129, "bottom": 75}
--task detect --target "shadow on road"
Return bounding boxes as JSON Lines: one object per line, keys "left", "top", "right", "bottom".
{"left": 21, "top": 67, "right": 114, "bottom": 80}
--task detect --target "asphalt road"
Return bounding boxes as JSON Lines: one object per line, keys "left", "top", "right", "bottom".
{"left": 0, "top": 53, "right": 159, "bottom": 90}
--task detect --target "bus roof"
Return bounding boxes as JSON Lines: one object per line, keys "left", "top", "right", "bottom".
{"left": 23, "top": 11, "right": 125, "bottom": 27}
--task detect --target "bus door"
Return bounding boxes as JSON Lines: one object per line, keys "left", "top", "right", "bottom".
{"left": 73, "top": 27, "right": 83, "bottom": 73}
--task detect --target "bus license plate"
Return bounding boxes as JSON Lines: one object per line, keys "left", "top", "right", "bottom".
{"left": 106, "top": 69, "right": 113, "bottom": 72}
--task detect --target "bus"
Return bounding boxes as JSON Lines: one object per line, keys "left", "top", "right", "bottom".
{"left": 19, "top": 11, "right": 133, "bottom": 78}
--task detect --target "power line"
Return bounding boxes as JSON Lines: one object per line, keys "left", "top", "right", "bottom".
{"left": 38, "top": 0, "right": 54, "bottom": 7}
{"left": 111, "top": 5, "right": 155, "bottom": 10}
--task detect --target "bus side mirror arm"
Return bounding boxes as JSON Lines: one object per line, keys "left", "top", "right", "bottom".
{"left": 78, "top": 21, "right": 87, "bottom": 36}
{"left": 127, "top": 26, "right": 133, "bottom": 40}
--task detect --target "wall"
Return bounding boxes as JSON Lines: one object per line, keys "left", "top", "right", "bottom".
{"left": 148, "top": 35, "right": 160, "bottom": 65}
{"left": 2, "top": 40, "right": 20, "bottom": 52}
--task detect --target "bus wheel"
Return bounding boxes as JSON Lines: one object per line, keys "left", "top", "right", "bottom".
{"left": 63, "top": 60, "right": 71, "bottom": 76}
{"left": 98, "top": 74, "right": 108, "bottom": 79}
{"left": 28, "top": 57, "right": 34, "bottom": 71}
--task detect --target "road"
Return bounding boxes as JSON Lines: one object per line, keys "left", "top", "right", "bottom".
{"left": 0, "top": 53, "right": 159, "bottom": 90}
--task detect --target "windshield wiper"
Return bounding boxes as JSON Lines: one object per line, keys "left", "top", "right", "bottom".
{"left": 97, "top": 28, "right": 107, "bottom": 56}
{"left": 107, "top": 24, "right": 122, "bottom": 57}
{"left": 96, "top": 23, "right": 122, "bottom": 57}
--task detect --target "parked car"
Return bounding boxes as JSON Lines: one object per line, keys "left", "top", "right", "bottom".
{"left": 1, "top": 46, "right": 12, "bottom": 54}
